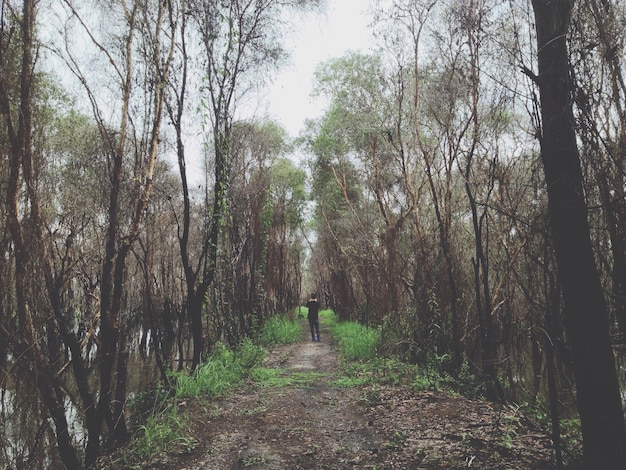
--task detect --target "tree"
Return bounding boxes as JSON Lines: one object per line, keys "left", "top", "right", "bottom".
{"left": 60, "top": 1, "right": 177, "bottom": 462}
{"left": 310, "top": 51, "right": 415, "bottom": 323}
{"left": 265, "top": 155, "right": 307, "bottom": 314}
{"left": 528, "top": 0, "right": 625, "bottom": 466}
{"left": 305, "top": 104, "right": 369, "bottom": 321}
{"left": 0, "top": 0, "right": 182, "bottom": 465}
{"left": 224, "top": 121, "right": 304, "bottom": 335}
{"left": 374, "top": 0, "right": 466, "bottom": 366}
{"left": 569, "top": 0, "right": 626, "bottom": 343}
{"left": 454, "top": 0, "right": 505, "bottom": 402}
{"left": 0, "top": 1, "right": 82, "bottom": 468}
{"left": 185, "top": 0, "right": 320, "bottom": 368}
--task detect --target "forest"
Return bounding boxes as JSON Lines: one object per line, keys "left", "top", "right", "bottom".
{"left": 1, "top": 0, "right": 626, "bottom": 468}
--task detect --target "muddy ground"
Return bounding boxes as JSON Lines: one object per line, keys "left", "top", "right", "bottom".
{"left": 110, "top": 322, "right": 581, "bottom": 469}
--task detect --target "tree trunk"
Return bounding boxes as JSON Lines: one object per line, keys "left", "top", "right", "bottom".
{"left": 530, "top": 1, "right": 626, "bottom": 466}
{"left": 545, "top": 270, "right": 563, "bottom": 469}
{"left": 37, "top": 359, "right": 82, "bottom": 470}
{"left": 597, "top": 172, "right": 626, "bottom": 342}
{"left": 1, "top": 1, "right": 82, "bottom": 468}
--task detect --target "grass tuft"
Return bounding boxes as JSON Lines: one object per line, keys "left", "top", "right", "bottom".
{"left": 331, "top": 321, "right": 380, "bottom": 362}
{"left": 259, "top": 315, "right": 302, "bottom": 346}
{"left": 132, "top": 405, "right": 196, "bottom": 461}
{"left": 319, "top": 309, "right": 337, "bottom": 326}
{"left": 175, "top": 344, "right": 243, "bottom": 399}
{"left": 121, "top": 314, "right": 302, "bottom": 466}
{"left": 174, "top": 339, "right": 266, "bottom": 399}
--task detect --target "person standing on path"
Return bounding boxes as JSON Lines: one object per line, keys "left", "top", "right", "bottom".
{"left": 307, "top": 293, "right": 321, "bottom": 342}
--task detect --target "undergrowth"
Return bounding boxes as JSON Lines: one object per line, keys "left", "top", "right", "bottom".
{"left": 325, "top": 313, "right": 583, "bottom": 463}
{"left": 118, "top": 309, "right": 580, "bottom": 467}
{"left": 326, "top": 313, "right": 481, "bottom": 398}
{"left": 175, "top": 343, "right": 246, "bottom": 399}
{"left": 129, "top": 404, "right": 196, "bottom": 463}
{"left": 259, "top": 315, "right": 302, "bottom": 346}
{"left": 121, "top": 315, "right": 301, "bottom": 466}
{"left": 412, "top": 353, "right": 481, "bottom": 398}
{"left": 331, "top": 321, "right": 380, "bottom": 362}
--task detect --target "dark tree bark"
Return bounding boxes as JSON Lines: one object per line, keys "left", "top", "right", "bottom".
{"left": 574, "top": 0, "right": 626, "bottom": 344}
{"left": 164, "top": 0, "right": 211, "bottom": 371}
{"left": 0, "top": 1, "right": 81, "bottom": 468}
{"left": 530, "top": 1, "right": 626, "bottom": 467}
{"left": 545, "top": 268, "right": 563, "bottom": 469}
{"left": 86, "top": 1, "right": 173, "bottom": 461}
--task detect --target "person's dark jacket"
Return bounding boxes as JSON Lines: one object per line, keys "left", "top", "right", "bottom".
{"left": 306, "top": 299, "right": 320, "bottom": 320}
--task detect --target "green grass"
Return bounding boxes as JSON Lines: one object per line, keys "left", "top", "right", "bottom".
{"left": 259, "top": 315, "right": 303, "bottom": 346}
{"left": 331, "top": 321, "right": 380, "bottom": 362}
{"left": 319, "top": 309, "right": 337, "bottom": 326}
{"left": 294, "top": 305, "right": 307, "bottom": 319}
{"left": 125, "top": 385, "right": 196, "bottom": 462}
{"left": 325, "top": 315, "right": 419, "bottom": 388}
{"left": 331, "top": 357, "right": 417, "bottom": 389}
{"left": 251, "top": 367, "right": 325, "bottom": 388}
{"left": 131, "top": 405, "right": 196, "bottom": 461}
{"left": 175, "top": 344, "right": 245, "bottom": 399}
{"left": 331, "top": 375, "right": 372, "bottom": 388}
{"left": 174, "top": 319, "right": 302, "bottom": 398}
{"left": 316, "top": 312, "right": 481, "bottom": 398}
{"left": 125, "top": 316, "right": 303, "bottom": 465}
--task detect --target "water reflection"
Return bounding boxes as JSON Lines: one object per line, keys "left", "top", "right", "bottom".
{"left": 0, "top": 375, "right": 61, "bottom": 469}
{"left": 0, "top": 330, "right": 160, "bottom": 470}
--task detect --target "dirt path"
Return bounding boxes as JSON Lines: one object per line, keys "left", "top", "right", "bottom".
{"left": 171, "top": 322, "right": 566, "bottom": 469}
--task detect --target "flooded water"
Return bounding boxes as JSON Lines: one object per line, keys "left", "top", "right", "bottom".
{"left": 0, "top": 341, "right": 160, "bottom": 469}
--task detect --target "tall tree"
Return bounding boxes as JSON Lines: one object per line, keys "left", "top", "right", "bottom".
{"left": 209, "top": 120, "right": 307, "bottom": 342}
{"left": 36, "top": 0, "right": 178, "bottom": 464}
{"left": 457, "top": 0, "right": 504, "bottom": 402}
{"left": 0, "top": 1, "right": 82, "bottom": 468}
{"left": 570, "top": 0, "right": 626, "bottom": 343}
{"left": 375, "top": 0, "right": 463, "bottom": 366}
{"left": 186, "top": 0, "right": 320, "bottom": 368}
{"left": 528, "top": 0, "right": 625, "bottom": 466}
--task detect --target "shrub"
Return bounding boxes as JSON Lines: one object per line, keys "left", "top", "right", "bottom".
{"left": 446, "top": 357, "right": 481, "bottom": 398}
{"left": 412, "top": 352, "right": 450, "bottom": 392}
{"left": 412, "top": 354, "right": 482, "bottom": 397}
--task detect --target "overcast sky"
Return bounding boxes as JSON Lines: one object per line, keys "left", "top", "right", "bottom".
{"left": 263, "top": 1, "right": 376, "bottom": 137}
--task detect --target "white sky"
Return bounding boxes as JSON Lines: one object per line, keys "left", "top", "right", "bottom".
{"left": 263, "top": 1, "right": 376, "bottom": 137}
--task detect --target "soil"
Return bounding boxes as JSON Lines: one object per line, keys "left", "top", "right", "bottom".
{"left": 114, "top": 321, "right": 581, "bottom": 469}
